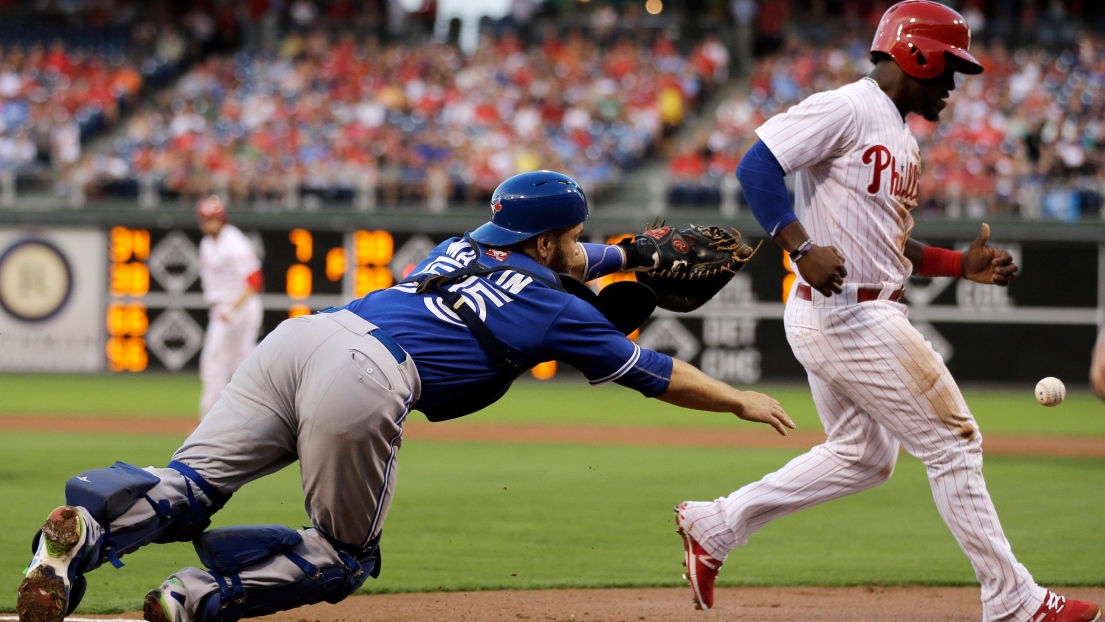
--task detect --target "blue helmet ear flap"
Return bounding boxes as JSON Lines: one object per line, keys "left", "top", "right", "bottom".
{"left": 470, "top": 171, "right": 589, "bottom": 246}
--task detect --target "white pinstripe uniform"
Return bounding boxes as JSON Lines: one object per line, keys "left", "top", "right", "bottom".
{"left": 679, "top": 78, "right": 1050, "bottom": 621}
{"left": 198, "top": 223, "right": 263, "bottom": 418}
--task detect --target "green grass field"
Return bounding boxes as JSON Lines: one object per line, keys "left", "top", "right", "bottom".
{"left": 1, "top": 373, "right": 1104, "bottom": 614}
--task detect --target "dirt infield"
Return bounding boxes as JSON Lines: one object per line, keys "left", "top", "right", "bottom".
{"left": 6, "top": 415, "right": 1104, "bottom": 621}
{"left": 4, "top": 415, "right": 1105, "bottom": 458}
{"left": 272, "top": 586, "right": 1105, "bottom": 622}
{"left": 68, "top": 587, "right": 1105, "bottom": 622}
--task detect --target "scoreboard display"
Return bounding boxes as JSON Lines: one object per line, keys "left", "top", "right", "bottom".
{"left": 102, "top": 226, "right": 668, "bottom": 374}
{"left": 105, "top": 226, "right": 439, "bottom": 372}
{"left": 0, "top": 221, "right": 1100, "bottom": 383}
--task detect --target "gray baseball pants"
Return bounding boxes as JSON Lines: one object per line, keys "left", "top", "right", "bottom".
{"left": 104, "top": 309, "right": 420, "bottom": 615}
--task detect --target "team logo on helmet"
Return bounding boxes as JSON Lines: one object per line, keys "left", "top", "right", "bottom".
{"left": 492, "top": 202, "right": 503, "bottom": 214}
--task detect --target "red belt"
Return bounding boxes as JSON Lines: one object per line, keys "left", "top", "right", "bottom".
{"left": 796, "top": 284, "right": 905, "bottom": 303}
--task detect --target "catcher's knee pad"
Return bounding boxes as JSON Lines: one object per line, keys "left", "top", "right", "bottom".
{"left": 194, "top": 525, "right": 378, "bottom": 622}
{"left": 64, "top": 461, "right": 228, "bottom": 570}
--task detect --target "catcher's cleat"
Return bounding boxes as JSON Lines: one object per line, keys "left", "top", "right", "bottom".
{"left": 144, "top": 577, "right": 189, "bottom": 622}
{"left": 17, "top": 506, "right": 90, "bottom": 622}
{"left": 674, "top": 503, "right": 722, "bottom": 611}
{"left": 1032, "top": 591, "right": 1103, "bottom": 622}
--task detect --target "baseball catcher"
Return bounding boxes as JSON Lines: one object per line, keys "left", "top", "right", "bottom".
{"left": 619, "top": 222, "right": 760, "bottom": 312}
{"left": 16, "top": 170, "right": 794, "bottom": 622}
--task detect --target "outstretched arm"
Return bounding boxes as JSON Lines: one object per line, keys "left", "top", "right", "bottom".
{"left": 568, "top": 243, "right": 628, "bottom": 282}
{"left": 657, "top": 359, "right": 795, "bottom": 436}
{"left": 567, "top": 236, "right": 668, "bottom": 282}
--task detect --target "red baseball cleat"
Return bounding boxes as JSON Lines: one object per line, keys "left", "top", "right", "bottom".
{"left": 1033, "top": 591, "right": 1103, "bottom": 622}
{"left": 674, "top": 503, "right": 723, "bottom": 611}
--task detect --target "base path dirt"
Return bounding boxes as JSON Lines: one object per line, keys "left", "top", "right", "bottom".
{"left": 4, "top": 416, "right": 1105, "bottom": 459}
{"left": 73, "top": 587, "right": 1105, "bottom": 622}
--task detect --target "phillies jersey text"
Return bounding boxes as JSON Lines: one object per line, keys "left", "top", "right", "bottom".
{"left": 756, "top": 78, "right": 920, "bottom": 286}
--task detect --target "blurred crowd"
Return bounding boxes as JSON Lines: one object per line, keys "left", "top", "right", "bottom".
{"left": 4, "top": 0, "right": 1105, "bottom": 220}
{"left": 0, "top": 0, "right": 238, "bottom": 181}
{"left": 67, "top": 27, "right": 725, "bottom": 206}
{"left": 673, "top": 32, "right": 1105, "bottom": 220}
{"left": 0, "top": 42, "right": 142, "bottom": 176}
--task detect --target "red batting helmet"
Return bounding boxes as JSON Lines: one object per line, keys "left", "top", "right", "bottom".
{"left": 871, "top": 0, "right": 983, "bottom": 80}
{"left": 195, "top": 195, "right": 228, "bottom": 221}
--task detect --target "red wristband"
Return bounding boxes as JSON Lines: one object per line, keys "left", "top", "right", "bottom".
{"left": 247, "top": 270, "right": 264, "bottom": 291}
{"left": 917, "top": 245, "right": 964, "bottom": 278}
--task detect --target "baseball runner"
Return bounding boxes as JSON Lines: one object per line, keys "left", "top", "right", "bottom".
{"left": 17, "top": 170, "right": 793, "bottom": 622}
{"left": 673, "top": 3, "right": 1103, "bottom": 622}
{"left": 195, "top": 196, "right": 264, "bottom": 419}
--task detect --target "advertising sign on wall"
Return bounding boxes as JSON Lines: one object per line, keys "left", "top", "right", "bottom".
{"left": 0, "top": 228, "right": 106, "bottom": 372}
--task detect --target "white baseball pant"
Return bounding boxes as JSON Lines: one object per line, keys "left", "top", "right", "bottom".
{"left": 199, "top": 297, "right": 263, "bottom": 418}
{"left": 680, "top": 285, "right": 1050, "bottom": 622}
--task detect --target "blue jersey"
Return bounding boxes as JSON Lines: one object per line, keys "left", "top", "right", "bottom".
{"left": 345, "top": 237, "right": 673, "bottom": 418}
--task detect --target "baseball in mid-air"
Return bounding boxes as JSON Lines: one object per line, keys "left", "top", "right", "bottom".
{"left": 1035, "top": 377, "right": 1066, "bottom": 407}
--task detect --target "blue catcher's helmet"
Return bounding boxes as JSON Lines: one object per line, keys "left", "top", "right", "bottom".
{"left": 469, "top": 171, "right": 589, "bottom": 246}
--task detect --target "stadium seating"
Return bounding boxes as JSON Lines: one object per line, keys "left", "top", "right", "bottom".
{"left": 74, "top": 28, "right": 726, "bottom": 207}
{"left": 672, "top": 34, "right": 1105, "bottom": 220}
{"left": 4, "top": 1, "right": 1102, "bottom": 219}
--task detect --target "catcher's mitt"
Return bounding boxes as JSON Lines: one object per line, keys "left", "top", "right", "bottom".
{"left": 631, "top": 223, "right": 759, "bottom": 312}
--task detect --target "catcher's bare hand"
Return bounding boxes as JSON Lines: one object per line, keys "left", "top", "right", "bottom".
{"left": 798, "top": 245, "right": 848, "bottom": 297}
{"left": 963, "top": 223, "right": 1017, "bottom": 286}
{"left": 734, "top": 391, "right": 795, "bottom": 436}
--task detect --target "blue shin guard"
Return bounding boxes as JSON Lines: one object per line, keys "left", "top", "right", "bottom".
{"left": 63, "top": 461, "right": 229, "bottom": 571}
{"left": 192, "top": 525, "right": 379, "bottom": 622}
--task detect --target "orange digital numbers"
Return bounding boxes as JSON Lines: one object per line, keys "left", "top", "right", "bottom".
{"left": 353, "top": 230, "right": 394, "bottom": 266}
{"left": 354, "top": 266, "right": 392, "bottom": 297}
{"left": 107, "top": 227, "right": 152, "bottom": 372}
{"left": 286, "top": 264, "right": 313, "bottom": 300}
{"left": 106, "top": 303, "right": 149, "bottom": 337}
{"left": 326, "top": 247, "right": 346, "bottom": 282}
{"left": 352, "top": 230, "right": 394, "bottom": 296}
{"left": 286, "top": 230, "right": 315, "bottom": 316}
{"left": 110, "top": 227, "right": 131, "bottom": 263}
{"left": 106, "top": 337, "right": 148, "bottom": 372}
{"left": 111, "top": 262, "right": 150, "bottom": 296}
{"left": 131, "top": 229, "right": 150, "bottom": 260}
{"left": 289, "top": 229, "right": 314, "bottom": 263}
{"left": 110, "top": 227, "right": 151, "bottom": 263}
